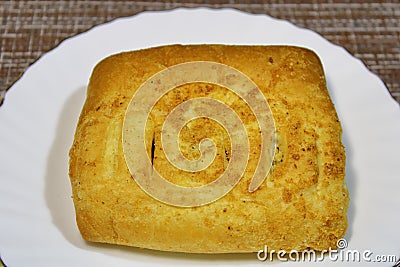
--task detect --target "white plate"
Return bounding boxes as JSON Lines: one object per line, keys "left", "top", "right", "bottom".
{"left": 0, "top": 8, "right": 399, "bottom": 267}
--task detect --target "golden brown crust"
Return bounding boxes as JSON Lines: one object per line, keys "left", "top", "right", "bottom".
{"left": 69, "top": 45, "right": 348, "bottom": 253}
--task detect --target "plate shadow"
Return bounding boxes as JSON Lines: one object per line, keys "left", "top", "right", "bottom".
{"left": 44, "top": 86, "right": 87, "bottom": 247}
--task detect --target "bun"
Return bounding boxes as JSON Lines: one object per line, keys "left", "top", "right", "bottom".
{"left": 69, "top": 45, "right": 348, "bottom": 253}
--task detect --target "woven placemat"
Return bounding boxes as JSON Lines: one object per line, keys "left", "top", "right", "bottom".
{"left": 0, "top": 0, "right": 399, "bottom": 105}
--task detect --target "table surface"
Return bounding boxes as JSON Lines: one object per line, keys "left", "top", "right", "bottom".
{"left": 0, "top": 1, "right": 399, "bottom": 105}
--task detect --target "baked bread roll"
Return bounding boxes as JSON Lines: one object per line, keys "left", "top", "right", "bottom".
{"left": 69, "top": 45, "right": 349, "bottom": 253}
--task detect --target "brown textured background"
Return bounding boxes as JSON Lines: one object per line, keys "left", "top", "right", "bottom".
{"left": 0, "top": 0, "right": 399, "bottom": 105}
